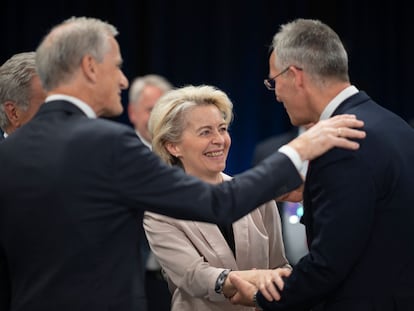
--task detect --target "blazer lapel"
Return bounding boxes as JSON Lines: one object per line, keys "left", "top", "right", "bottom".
{"left": 302, "top": 91, "right": 371, "bottom": 246}
{"left": 194, "top": 222, "right": 238, "bottom": 269}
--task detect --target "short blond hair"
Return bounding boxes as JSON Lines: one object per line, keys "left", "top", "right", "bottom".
{"left": 149, "top": 85, "right": 233, "bottom": 167}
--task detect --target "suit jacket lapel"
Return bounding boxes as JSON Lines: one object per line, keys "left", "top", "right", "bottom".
{"left": 301, "top": 91, "right": 370, "bottom": 245}
{"left": 195, "top": 222, "right": 238, "bottom": 269}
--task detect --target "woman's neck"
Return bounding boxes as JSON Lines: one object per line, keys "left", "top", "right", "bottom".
{"left": 185, "top": 169, "right": 223, "bottom": 184}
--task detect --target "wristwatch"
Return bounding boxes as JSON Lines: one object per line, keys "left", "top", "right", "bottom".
{"left": 214, "top": 269, "right": 231, "bottom": 294}
{"left": 253, "top": 291, "right": 264, "bottom": 310}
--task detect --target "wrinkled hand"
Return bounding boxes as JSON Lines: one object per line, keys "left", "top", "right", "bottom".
{"left": 251, "top": 268, "right": 292, "bottom": 301}
{"left": 288, "top": 114, "right": 366, "bottom": 161}
{"left": 228, "top": 268, "right": 292, "bottom": 306}
{"left": 227, "top": 274, "right": 256, "bottom": 307}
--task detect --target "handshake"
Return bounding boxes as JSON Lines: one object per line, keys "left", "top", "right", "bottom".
{"left": 221, "top": 267, "right": 292, "bottom": 309}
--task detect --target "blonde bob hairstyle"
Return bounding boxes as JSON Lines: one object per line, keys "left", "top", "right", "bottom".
{"left": 149, "top": 84, "right": 234, "bottom": 167}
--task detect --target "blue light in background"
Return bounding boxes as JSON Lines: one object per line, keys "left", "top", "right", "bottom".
{"left": 285, "top": 202, "right": 304, "bottom": 224}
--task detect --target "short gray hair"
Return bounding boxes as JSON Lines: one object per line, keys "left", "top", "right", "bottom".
{"left": 272, "top": 18, "right": 349, "bottom": 85}
{"left": 129, "top": 74, "right": 173, "bottom": 104}
{"left": 36, "top": 16, "right": 118, "bottom": 91}
{"left": 0, "top": 52, "right": 37, "bottom": 130}
{"left": 149, "top": 85, "right": 233, "bottom": 167}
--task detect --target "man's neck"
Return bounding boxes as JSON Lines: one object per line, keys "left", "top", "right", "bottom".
{"left": 135, "top": 131, "right": 152, "bottom": 149}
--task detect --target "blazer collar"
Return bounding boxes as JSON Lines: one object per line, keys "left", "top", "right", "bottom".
{"left": 37, "top": 100, "right": 89, "bottom": 117}
{"left": 46, "top": 95, "right": 96, "bottom": 118}
{"left": 332, "top": 91, "right": 371, "bottom": 116}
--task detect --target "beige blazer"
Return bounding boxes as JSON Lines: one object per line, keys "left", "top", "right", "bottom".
{"left": 143, "top": 173, "right": 289, "bottom": 311}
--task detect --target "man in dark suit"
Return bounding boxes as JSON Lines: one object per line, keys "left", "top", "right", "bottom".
{"left": 0, "top": 51, "right": 47, "bottom": 310}
{"left": 229, "top": 18, "right": 414, "bottom": 311}
{"left": 0, "top": 17, "right": 366, "bottom": 311}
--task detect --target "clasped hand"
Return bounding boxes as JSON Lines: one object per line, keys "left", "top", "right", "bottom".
{"left": 223, "top": 267, "right": 292, "bottom": 307}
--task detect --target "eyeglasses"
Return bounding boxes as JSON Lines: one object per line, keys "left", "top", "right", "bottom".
{"left": 263, "top": 66, "right": 302, "bottom": 91}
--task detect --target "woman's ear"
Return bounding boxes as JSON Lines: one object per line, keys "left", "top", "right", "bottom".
{"left": 165, "top": 142, "right": 181, "bottom": 158}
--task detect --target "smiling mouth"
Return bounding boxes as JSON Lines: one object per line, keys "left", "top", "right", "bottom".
{"left": 205, "top": 151, "right": 224, "bottom": 157}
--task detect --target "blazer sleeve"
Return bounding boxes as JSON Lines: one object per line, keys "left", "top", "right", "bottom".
{"left": 143, "top": 212, "right": 228, "bottom": 302}
{"left": 115, "top": 129, "right": 303, "bottom": 226}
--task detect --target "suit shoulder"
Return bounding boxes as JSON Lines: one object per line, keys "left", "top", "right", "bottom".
{"left": 81, "top": 118, "right": 135, "bottom": 136}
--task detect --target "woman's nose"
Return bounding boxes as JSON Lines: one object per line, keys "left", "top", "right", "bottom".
{"left": 211, "top": 131, "right": 225, "bottom": 144}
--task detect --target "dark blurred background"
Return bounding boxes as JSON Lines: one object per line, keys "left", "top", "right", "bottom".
{"left": 1, "top": 0, "right": 412, "bottom": 174}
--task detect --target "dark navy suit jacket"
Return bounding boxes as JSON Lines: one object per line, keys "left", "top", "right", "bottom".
{"left": 0, "top": 100, "right": 302, "bottom": 311}
{"left": 257, "top": 91, "right": 414, "bottom": 311}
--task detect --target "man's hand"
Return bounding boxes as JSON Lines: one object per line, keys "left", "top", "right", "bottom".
{"left": 228, "top": 268, "right": 292, "bottom": 306}
{"left": 227, "top": 273, "right": 257, "bottom": 307}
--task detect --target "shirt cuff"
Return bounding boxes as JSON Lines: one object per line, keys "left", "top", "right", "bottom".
{"left": 278, "top": 145, "right": 304, "bottom": 174}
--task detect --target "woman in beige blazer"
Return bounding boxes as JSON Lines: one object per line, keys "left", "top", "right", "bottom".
{"left": 144, "top": 85, "right": 290, "bottom": 311}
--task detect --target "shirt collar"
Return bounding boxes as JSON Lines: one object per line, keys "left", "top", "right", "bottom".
{"left": 135, "top": 130, "right": 152, "bottom": 150}
{"left": 45, "top": 94, "right": 97, "bottom": 119}
{"left": 319, "top": 85, "right": 359, "bottom": 120}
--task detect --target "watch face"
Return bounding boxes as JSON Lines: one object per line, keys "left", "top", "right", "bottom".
{"left": 214, "top": 269, "right": 230, "bottom": 294}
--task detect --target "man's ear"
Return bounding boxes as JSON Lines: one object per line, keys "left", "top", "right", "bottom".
{"left": 81, "top": 55, "right": 97, "bottom": 83}
{"left": 291, "top": 66, "right": 304, "bottom": 87}
{"left": 127, "top": 104, "right": 136, "bottom": 123}
{"left": 4, "top": 101, "right": 20, "bottom": 127}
